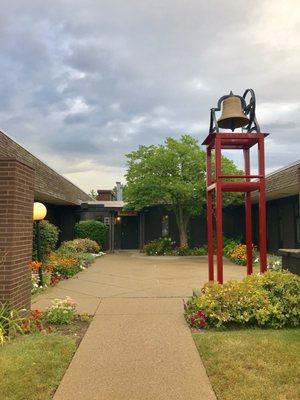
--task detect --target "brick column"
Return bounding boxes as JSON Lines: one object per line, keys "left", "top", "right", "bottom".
{"left": 0, "top": 158, "right": 34, "bottom": 310}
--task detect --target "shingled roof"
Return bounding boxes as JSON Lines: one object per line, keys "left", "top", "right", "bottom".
{"left": 253, "top": 160, "right": 300, "bottom": 202}
{"left": 0, "top": 131, "right": 92, "bottom": 205}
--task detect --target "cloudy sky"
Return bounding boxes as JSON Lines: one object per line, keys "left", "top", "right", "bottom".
{"left": 1, "top": 0, "right": 299, "bottom": 192}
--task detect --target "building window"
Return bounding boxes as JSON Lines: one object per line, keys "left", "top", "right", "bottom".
{"left": 161, "top": 215, "right": 169, "bottom": 237}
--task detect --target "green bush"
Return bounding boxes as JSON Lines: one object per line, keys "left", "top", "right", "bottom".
{"left": 144, "top": 237, "right": 174, "bottom": 255}
{"left": 33, "top": 220, "right": 60, "bottom": 261}
{"left": 0, "top": 305, "right": 24, "bottom": 345}
{"left": 74, "top": 220, "right": 107, "bottom": 247}
{"left": 44, "top": 297, "right": 77, "bottom": 325}
{"left": 191, "top": 247, "right": 207, "bottom": 256}
{"left": 175, "top": 246, "right": 191, "bottom": 256}
{"left": 184, "top": 271, "right": 300, "bottom": 329}
{"left": 223, "top": 237, "right": 241, "bottom": 257}
{"left": 144, "top": 239, "right": 207, "bottom": 256}
{"left": 60, "top": 238, "right": 100, "bottom": 254}
{"left": 46, "top": 247, "right": 95, "bottom": 279}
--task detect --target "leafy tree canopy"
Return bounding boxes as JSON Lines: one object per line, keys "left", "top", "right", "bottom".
{"left": 124, "top": 134, "right": 242, "bottom": 246}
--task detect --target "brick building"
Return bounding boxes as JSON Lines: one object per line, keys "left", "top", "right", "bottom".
{"left": 0, "top": 129, "right": 299, "bottom": 309}
{"left": 0, "top": 131, "right": 92, "bottom": 309}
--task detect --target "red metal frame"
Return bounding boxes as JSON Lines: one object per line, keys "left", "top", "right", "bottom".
{"left": 203, "top": 132, "right": 268, "bottom": 283}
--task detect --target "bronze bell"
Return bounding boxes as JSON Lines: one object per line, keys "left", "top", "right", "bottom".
{"left": 218, "top": 92, "right": 250, "bottom": 131}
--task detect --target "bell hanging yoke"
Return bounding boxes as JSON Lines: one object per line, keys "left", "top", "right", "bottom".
{"left": 203, "top": 88, "right": 268, "bottom": 284}
{"left": 209, "top": 88, "right": 261, "bottom": 133}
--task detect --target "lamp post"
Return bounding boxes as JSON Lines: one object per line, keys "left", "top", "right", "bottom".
{"left": 33, "top": 202, "right": 47, "bottom": 286}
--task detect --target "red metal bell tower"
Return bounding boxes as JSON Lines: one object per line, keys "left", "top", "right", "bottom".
{"left": 202, "top": 89, "right": 268, "bottom": 284}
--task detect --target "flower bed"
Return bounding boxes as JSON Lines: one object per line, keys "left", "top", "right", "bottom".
{"left": 30, "top": 238, "right": 104, "bottom": 294}
{"left": 144, "top": 237, "right": 207, "bottom": 256}
{"left": 184, "top": 270, "right": 300, "bottom": 329}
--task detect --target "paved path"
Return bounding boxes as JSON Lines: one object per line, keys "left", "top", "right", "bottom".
{"left": 33, "top": 251, "right": 245, "bottom": 399}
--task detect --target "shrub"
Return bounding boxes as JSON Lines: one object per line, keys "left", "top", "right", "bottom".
{"left": 175, "top": 246, "right": 207, "bottom": 256}
{"left": 60, "top": 238, "right": 100, "bottom": 254}
{"left": 255, "top": 254, "right": 282, "bottom": 271}
{"left": 0, "top": 305, "right": 25, "bottom": 345}
{"left": 192, "top": 247, "right": 207, "bottom": 256}
{"left": 227, "top": 244, "right": 248, "bottom": 265}
{"left": 45, "top": 248, "right": 95, "bottom": 280}
{"left": 184, "top": 270, "right": 300, "bottom": 329}
{"left": 33, "top": 220, "right": 60, "bottom": 261}
{"left": 74, "top": 220, "right": 107, "bottom": 247}
{"left": 144, "top": 239, "right": 207, "bottom": 256}
{"left": 46, "top": 252, "right": 83, "bottom": 278}
{"left": 22, "top": 310, "right": 45, "bottom": 333}
{"left": 44, "top": 297, "right": 77, "bottom": 325}
{"left": 144, "top": 237, "right": 174, "bottom": 255}
{"left": 222, "top": 237, "right": 241, "bottom": 256}
{"left": 222, "top": 237, "right": 257, "bottom": 266}
{"left": 176, "top": 246, "right": 191, "bottom": 256}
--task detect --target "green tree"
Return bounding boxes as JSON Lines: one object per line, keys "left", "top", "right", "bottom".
{"left": 89, "top": 189, "right": 98, "bottom": 200}
{"left": 124, "top": 135, "right": 242, "bottom": 247}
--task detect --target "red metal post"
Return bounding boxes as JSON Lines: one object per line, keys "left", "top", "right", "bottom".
{"left": 215, "top": 136, "right": 223, "bottom": 284}
{"left": 203, "top": 132, "right": 268, "bottom": 283}
{"left": 243, "top": 149, "right": 253, "bottom": 275}
{"left": 258, "top": 137, "right": 267, "bottom": 272}
{"left": 206, "top": 147, "right": 214, "bottom": 281}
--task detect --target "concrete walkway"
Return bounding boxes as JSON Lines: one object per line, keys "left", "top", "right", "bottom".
{"left": 33, "top": 251, "right": 245, "bottom": 399}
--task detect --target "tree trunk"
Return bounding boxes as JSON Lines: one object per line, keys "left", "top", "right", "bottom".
{"left": 174, "top": 206, "right": 189, "bottom": 247}
{"left": 178, "top": 225, "right": 188, "bottom": 247}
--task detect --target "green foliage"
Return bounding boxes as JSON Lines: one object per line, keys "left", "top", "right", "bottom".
{"left": 191, "top": 247, "right": 207, "bottom": 256}
{"left": 88, "top": 189, "right": 98, "bottom": 200}
{"left": 175, "top": 246, "right": 191, "bottom": 256}
{"left": 60, "top": 238, "right": 100, "bottom": 254}
{"left": 222, "top": 237, "right": 241, "bottom": 257}
{"left": 144, "top": 237, "right": 207, "bottom": 256}
{"left": 184, "top": 271, "right": 300, "bottom": 329}
{"left": 258, "top": 254, "right": 282, "bottom": 271}
{"left": 47, "top": 251, "right": 82, "bottom": 278}
{"left": 33, "top": 220, "right": 60, "bottom": 261}
{"left": 144, "top": 237, "right": 174, "bottom": 255}
{"left": 74, "top": 220, "right": 107, "bottom": 247}
{"left": 44, "top": 297, "right": 77, "bottom": 325}
{"left": 125, "top": 135, "right": 242, "bottom": 246}
{"left": 46, "top": 248, "right": 95, "bottom": 279}
{"left": 174, "top": 246, "right": 207, "bottom": 256}
{"left": 0, "top": 305, "right": 25, "bottom": 346}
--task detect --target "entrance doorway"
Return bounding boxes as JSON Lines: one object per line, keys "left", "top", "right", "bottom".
{"left": 121, "top": 216, "right": 139, "bottom": 249}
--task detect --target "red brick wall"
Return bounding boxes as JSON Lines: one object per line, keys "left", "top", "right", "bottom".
{"left": 0, "top": 158, "right": 34, "bottom": 310}
{"left": 97, "top": 190, "right": 114, "bottom": 201}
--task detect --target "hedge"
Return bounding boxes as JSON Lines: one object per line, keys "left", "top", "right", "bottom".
{"left": 74, "top": 220, "right": 107, "bottom": 247}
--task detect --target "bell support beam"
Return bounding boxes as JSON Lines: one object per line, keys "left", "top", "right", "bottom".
{"left": 203, "top": 132, "right": 268, "bottom": 284}
{"left": 206, "top": 146, "right": 214, "bottom": 281}
{"left": 244, "top": 148, "right": 253, "bottom": 275}
{"left": 258, "top": 136, "right": 267, "bottom": 273}
{"left": 215, "top": 136, "right": 223, "bottom": 284}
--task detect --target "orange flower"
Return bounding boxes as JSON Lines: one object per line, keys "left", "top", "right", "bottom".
{"left": 30, "top": 261, "right": 42, "bottom": 271}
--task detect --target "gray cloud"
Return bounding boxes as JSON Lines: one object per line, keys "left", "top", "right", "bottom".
{"left": 0, "top": 0, "right": 299, "bottom": 191}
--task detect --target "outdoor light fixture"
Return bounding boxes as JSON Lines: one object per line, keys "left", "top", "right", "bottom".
{"left": 209, "top": 89, "right": 260, "bottom": 133}
{"left": 116, "top": 216, "right": 121, "bottom": 223}
{"left": 33, "top": 202, "right": 47, "bottom": 286}
{"left": 33, "top": 202, "right": 47, "bottom": 221}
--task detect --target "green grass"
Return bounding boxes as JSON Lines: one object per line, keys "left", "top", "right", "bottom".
{"left": 0, "top": 333, "right": 76, "bottom": 400}
{"left": 193, "top": 329, "right": 300, "bottom": 400}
